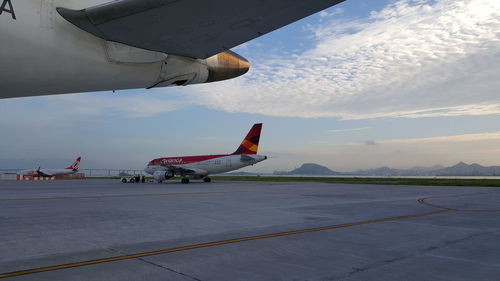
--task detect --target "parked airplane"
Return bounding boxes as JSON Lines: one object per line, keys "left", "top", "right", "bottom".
{"left": 21, "top": 157, "right": 82, "bottom": 177}
{"left": 145, "top": 124, "right": 266, "bottom": 183}
{"left": 0, "top": 0, "right": 345, "bottom": 99}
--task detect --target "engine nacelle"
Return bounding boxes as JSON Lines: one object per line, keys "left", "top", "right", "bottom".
{"left": 153, "top": 170, "right": 174, "bottom": 182}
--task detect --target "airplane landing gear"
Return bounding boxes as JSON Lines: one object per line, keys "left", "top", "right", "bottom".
{"left": 203, "top": 177, "right": 211, "bottom": 183}
{"left": 181, "top": 178, "right": 190, "bottom": 184}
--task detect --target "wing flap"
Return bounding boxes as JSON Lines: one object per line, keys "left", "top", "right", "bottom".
{"left": 57, "top": 0, "right": 345, "bottom": 59}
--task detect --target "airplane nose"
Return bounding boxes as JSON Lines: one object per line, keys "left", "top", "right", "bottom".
{"left": 205, "top": 50, "right": 250, "bottom": 82}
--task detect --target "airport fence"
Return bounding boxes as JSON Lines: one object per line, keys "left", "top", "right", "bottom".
{"left": 0, "top": 169, "right": 146, "bottom": 177}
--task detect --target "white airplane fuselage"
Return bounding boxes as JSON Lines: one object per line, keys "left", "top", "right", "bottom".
{"left": 145, "top": 154, "right": 267, "bottom": 180}
{"left": 0, "top": 0, "right": 248, "bottom": 98}
{"left": 21, "top": 156, "right": 81, "bottom": 177}
{"left": 145, "top": 123, "right": 266, "bottom": 183}
{"left": 21, "top": 168, "right": 76, "bottom": 177}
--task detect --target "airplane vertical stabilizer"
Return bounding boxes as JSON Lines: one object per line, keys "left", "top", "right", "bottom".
{"left": 66, "top": 157, "right": 82, "bottom": 171}
{"left": 233, "top": 124, "right": 262, "bottom": 155}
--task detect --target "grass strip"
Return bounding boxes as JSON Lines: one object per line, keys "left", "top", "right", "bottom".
{"left": 211, "top": 176, "right": 500, "bottom": 187}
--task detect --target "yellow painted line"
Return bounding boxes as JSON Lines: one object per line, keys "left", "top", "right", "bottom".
{"left": 418, "top": 197, "right": 500, "bottom": 212}
{"left": 0, "top": 191, "right": 244, "bottom": 202}
{"left": 0, "top": 208, "right": 453, "bottom": 278}
{"left": 417, "top": 198, "right": 456, "bottom": 210}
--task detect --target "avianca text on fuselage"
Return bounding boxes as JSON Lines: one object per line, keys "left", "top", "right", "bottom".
{"left": 145, "top": 124, "right": 267, "bottom": 184}
{"left": 154, "top": 155, "right": 228, "bottom": 166}
{"left": 161, "top": 158, "right": 184, "bottom": 165}
{"left": 0, "top": 0, "right": 16, "bottom": 20}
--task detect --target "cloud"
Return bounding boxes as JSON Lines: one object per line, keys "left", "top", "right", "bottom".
{"left": 382, "top": 131, "right": 500, "bottom": 144}
{"left": 44, "top": 92, "right": 188, "bottom": 118}
{"left": 236, "top": 132, "right": 500, "bottom": 172}
{"left": 183, "top": 0, "right": 500, "bottom": 119}
{"left": 327, "top": 127, "right": 371, "bottom": 133}
{"left": 292, "top": 131, "right": 500, "bottom": 171}
{"left": 3, "top": 0, "right": 498, "bottom": 122}
{"left": 0, "top": 91, "right": 188, "bottom": 120}
{"left": 318, "top": 8, "right": 345, "bottom": 19}
{"left": 363, "top": 140, "right": 377, "bottom": 146}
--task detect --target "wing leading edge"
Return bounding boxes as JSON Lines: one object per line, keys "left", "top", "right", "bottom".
{"left": 57, "top": 0, "right": 346, "bottom": 59}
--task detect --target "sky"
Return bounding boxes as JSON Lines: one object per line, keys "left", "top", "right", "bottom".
{"left": 1, "top": 0, "right": 500, "bottom": 172}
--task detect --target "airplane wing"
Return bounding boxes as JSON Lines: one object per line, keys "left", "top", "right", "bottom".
{"left": 57, "top": 0, "right": 345, "bottom": 59}
{"left": 36, "top": 170, "right": 54, "bottom": 177}
{"left": 161, "top": 165, "right": 208, "bottom": 176}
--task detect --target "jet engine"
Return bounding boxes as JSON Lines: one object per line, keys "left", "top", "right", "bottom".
{"left": 153, "top": 170, "right": 174, "bottom": 182}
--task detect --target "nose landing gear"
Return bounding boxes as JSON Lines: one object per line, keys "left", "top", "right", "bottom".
{"left": 203, "top": 177, "right": 211, "bottom": 183}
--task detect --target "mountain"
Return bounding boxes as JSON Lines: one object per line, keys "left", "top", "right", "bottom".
{"left": 351, "top": 167, "right": 410, "bottom": 176}
{"left": 434, "top": 162, "right": 500, "bottom": 176}
{"left": 274, "top": 162, "right": 500, "bottom": 177}
{"left": 352, "top": 162, "right": 500, "bottom": 176}
{"left": 351, "top": 165, "right": 445, "bottom": 176}
{"left": 410, "top": 165, "right": 445, "bottom": 172}
{"left": 275, "top": 163, "right": 340, "bottom": 175}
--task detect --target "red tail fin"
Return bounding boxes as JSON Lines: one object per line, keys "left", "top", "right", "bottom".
{"left": 233, "top": 124, "right": 262, "bottom": 155}
{"left": 66, "top": 157, "right": 81, "bottom": 171}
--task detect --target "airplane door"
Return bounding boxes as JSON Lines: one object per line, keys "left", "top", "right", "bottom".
{"left": 225, "top": 157, "right": 231, "bottom": 168}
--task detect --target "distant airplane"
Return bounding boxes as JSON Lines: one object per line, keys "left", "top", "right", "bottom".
{"left": 145, "top": 124, "right": 267, "bottom": 183}
{"left": 0, "top": 0, "right": 345, "bottom": 99}
{"left": 21, "top": 157, "right": 82, "bottom": 177}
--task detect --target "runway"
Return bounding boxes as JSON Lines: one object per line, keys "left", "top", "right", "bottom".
{"left": 0, "top": 180, "right": 499, "bottom": 280}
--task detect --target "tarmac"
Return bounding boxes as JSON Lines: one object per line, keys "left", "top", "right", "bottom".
{"left": 0, "top": 179, "right": 499, "bottom": 280}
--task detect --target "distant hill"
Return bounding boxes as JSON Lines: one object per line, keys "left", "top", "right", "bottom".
{"left": 353, "top": 162, "right": 500, "bottom": 176}
{"left": 351, "top": 165, "right": 445, "bottom": 176}
{"left": 274, "top": 162, "right": 500, "bottom": 177}
{"left": 434, "top": 162, "right": 500, "bottom": 176}
{"left": 351, "top": 166, "right": 408, "bottom": 176}
{"left": 275, "top": 163, "right": 340, "bottom": 175}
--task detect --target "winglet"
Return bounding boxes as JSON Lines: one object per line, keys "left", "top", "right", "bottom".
{"left": 233, "top": 124, "right": 262, "bottom": 155}
{"left": 66, "top": 157, "right": 82, "bottom": 171}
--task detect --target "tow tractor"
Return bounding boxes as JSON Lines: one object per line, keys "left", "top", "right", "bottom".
{"left": 120, "top": 174, "right": 146, "bottom": 183}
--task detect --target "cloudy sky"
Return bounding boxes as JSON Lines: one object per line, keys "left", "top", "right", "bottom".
{"left": 1, "top": 0, "right": 500, "bottom": 172}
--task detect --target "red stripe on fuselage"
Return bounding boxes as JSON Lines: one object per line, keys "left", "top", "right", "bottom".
{"left": 149, "top": 154, "right": 229, "bottom": 166}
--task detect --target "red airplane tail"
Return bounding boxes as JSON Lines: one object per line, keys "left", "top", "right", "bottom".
{"left": 233, "top": 123, "right": 262, "bottom": 155}
{"left": 66, "top": 157, "right": 81, "bottom": 171}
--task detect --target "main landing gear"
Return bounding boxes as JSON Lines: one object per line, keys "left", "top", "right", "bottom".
{"left": 180, "top": 177, "right": 211, "bottom": 184}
